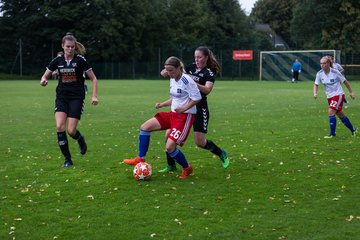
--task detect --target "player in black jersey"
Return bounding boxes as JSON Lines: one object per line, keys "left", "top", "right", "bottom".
{"left": 40, "top": 33, "right": 99, "bottom": 167}
{"left": 159, "top": 46, "right": 230, "bottom": 172}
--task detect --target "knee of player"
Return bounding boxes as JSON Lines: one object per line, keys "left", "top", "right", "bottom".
{"left": 194, "top": 141, "right": 205, "bottom": 148}
{"left": 67, "top": 128, "right": 77, "bottom": 137}
{"left": 194, "top": 137, "right": 206, "bottom": 148}
{"left": 165, "top": 141, "right": 177, "bottom": 153}
{"left": 56, "top": 123, "right": 66, "bottom": 132}
{"left": 140, "top": 123, "right": 148, "bottom": 130}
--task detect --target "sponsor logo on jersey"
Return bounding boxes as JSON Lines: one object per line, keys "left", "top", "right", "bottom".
{"left": 177, "top": 89, "right": 182, "bottom": 93}
{"left": 189, "top": 74, "right": 200, "bottom": 82}
{"left": 60, "top": 68, "right": 76, "bottom": 73}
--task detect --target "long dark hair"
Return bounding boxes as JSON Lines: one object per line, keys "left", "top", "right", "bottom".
{"left": 196, "top": 46, "right": 221, "bottom": 74}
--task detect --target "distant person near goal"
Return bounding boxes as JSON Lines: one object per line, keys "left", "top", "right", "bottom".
{"left": 291, "top": 58, "right": 302, "bottom": 83}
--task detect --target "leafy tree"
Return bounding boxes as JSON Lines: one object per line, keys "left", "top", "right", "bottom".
{"left": 0, "top": 0, "right": 273, "bottom": 76}
{"left": 290, "top": 0, "right": 360, "bottom": 56}
{"left": 0, "top": 16, "right": 18, "bottom": 74}
{"left": 206, "top": 0, "right": 251, "bottom": 49}
{"left": 137, "top": 0, "right": 171, "bottom": 61}
{"left": 157, "top": 0, "right": 213, "bottom": 59}
{"left": 322, "top": 0, "right": 360, "bottom": 54}
{"left": 252, "top": 0, "right": 299, "bottom": 46}
{"left": 87, "top": 0, "right": 148, "bottom": 61}
{"left": 290, "top": 0, "right": 333, "bottom": 49}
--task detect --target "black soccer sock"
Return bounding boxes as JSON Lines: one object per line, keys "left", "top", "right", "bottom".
{"left": 204, "top": 140, "right": 222, "bottom": 156}
{"left": 57, "top": 131, "right": 71, "bottom": 160}
{"left": 166, "top": 152, "right": 176, "bottom": 166}
{"left": 70, "top": 130, "right": 82, "bottom": 140}
{"left": 71, "top": 130, "right": 86, "bottom": 145}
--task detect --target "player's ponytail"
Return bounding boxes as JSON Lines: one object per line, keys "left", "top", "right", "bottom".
{"left": 75, "top": 41, "right": 86, "bottom": 55}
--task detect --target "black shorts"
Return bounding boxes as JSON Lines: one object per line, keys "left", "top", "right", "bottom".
{"left": 193, "top": 101, "right": 209, "bottom": 133}
{"left": 55, "top": 98, "right": 84, "bottom": 120}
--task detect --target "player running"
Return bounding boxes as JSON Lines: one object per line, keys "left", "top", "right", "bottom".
{"left": 40, "top": 33, "right": 99, "bottom": 167}
{"left": 313, "top": 56, "right": 356, "bottom": 138}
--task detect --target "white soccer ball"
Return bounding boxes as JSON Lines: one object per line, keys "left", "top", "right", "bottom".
{"left": 133, "top": 162, "right": 152, "bottom": 180}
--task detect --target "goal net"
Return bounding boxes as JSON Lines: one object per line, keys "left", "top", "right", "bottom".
{"left": 259, "top": 50, "right": 341, "bottom": 81}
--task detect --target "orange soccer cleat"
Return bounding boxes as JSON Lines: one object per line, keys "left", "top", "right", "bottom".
{"left": 179, "top": 164, "right": 193, "bottom": 179}
{"left": 123, "top": 156, "right": 144, "bottom": 165}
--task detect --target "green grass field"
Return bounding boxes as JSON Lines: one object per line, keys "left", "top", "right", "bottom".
{"left": 1, "top": 80, "right": 359, "bottom": 240}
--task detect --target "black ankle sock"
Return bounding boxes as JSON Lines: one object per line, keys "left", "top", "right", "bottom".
{"left": 71, "top": 130, "right": 82, "bottom": 140}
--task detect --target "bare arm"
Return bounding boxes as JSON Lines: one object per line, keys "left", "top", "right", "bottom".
{"left": 313, "top": 84, "right": 319, "bottom": 99}
{"left": 343, "top": 80, "right": 355, "bottom": 99}
{"left": 174, "top": 99, "right": 200, "bottom": 114}
{"left": 160, "top": 69, "right": 169, "bottom": 78}
{"left": 155, "top": 98, "right": 172, "bottom": 109}
{"left": 196, "top": 81, "right": 213, "bottom": 95}
{"left": 40, "top": 69, "right": 52, "bottom": 86}
{"left": 86, "top": 69, "right": 99, "bottom": 105}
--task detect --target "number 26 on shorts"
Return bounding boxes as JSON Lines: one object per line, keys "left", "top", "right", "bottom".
{"left": 170, "top": 128, "right": 181, "bottom": 140}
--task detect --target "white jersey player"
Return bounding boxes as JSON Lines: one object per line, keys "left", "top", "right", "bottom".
{"left": 123, "top": 56, "right": 201, "bottom": 179}
{"left": 313, "top": 56, "right": 356, "bottom": 138}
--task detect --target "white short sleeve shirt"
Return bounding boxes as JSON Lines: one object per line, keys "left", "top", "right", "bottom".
{"left": 314, "top": 68, "right": 346, "bottom": 98}
{"left": 170, "top": 73, "right": 201, "bottom": 114}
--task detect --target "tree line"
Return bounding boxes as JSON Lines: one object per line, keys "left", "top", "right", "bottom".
{"left": 0, "top": 0, "right": 359, "bottom": 77}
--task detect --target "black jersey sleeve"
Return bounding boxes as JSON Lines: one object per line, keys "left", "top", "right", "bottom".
{"left": 204, "top": 68, "right": 215, "bottom": 84}
{"left": 47, "top": 56, "right": 60, "bottom": 72}
{"left": 77, "top": 55, "right": 91, "bottom": 72}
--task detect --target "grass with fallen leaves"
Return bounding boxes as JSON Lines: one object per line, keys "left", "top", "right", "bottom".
{"left": 1, "top": 80, "right": 359, "bottom": 240}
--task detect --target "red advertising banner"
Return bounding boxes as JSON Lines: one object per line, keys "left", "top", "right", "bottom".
{"left": 233, "top": 50, "right": 253, "bottom": 60}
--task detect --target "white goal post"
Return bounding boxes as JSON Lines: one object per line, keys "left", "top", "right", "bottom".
{"left": 259, "top": 50, "right": 340, "bottom": 81}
